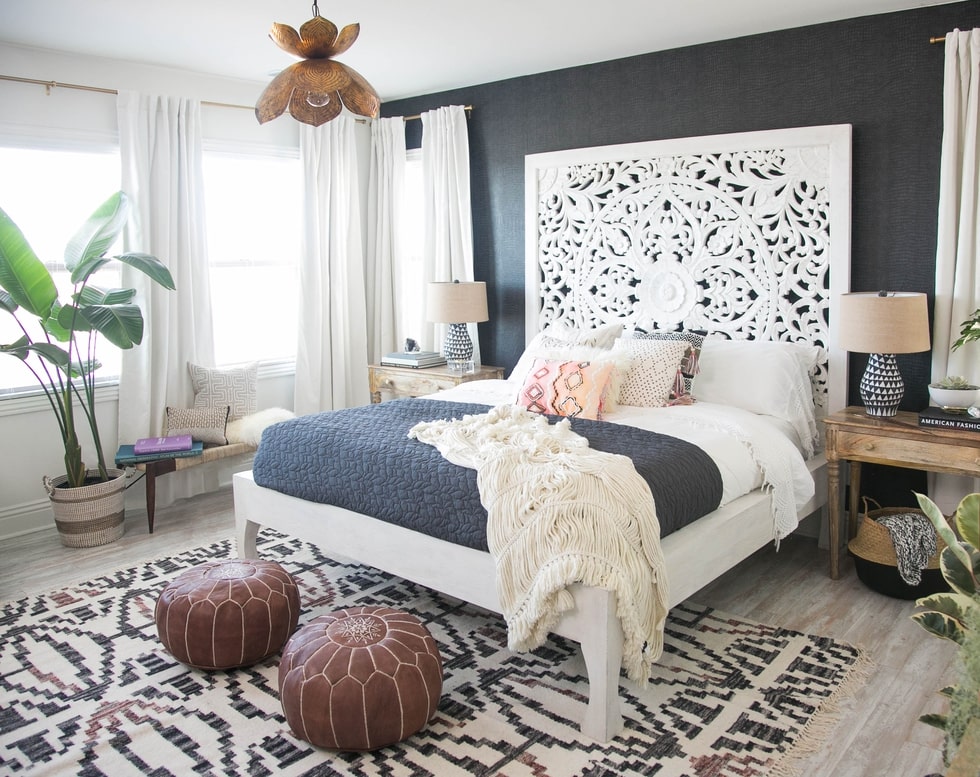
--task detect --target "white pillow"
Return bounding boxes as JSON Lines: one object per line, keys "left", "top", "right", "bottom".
{"left": 612, "top": 338, "right": 688, "bottom": 408}
{"left": 509, "top": 321, "right": 625, "bottom": 382}
{"left": 692, "top": 338, "right": 820, "bottom": 456}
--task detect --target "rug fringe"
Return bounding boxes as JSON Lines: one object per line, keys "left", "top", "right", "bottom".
{"left": 770, "top": 644, "right": 876, "bottom": 777}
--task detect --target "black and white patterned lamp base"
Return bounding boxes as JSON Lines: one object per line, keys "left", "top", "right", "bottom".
{"left": 860, "top": 352, "right": 904, "bottom": 417}
{"left": 444, "top": 323, "right": 475, "bottom": 374}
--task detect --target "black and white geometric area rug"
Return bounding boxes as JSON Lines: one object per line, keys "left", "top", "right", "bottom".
{"left": 0, "top": 533, "right": 870, "bottom": 776}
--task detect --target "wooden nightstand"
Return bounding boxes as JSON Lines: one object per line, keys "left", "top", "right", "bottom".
{"left": 823, "top": 406, "right": 980, "bottom": 579}
{"left": 368, "top": 363, "right": 505, "bottom": 404}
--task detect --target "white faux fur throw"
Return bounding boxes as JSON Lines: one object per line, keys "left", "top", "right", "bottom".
{"left": 226, "top": 407, "right": 296, "bottom": 446}
{"left": 409, "top": 404, "right": 669, "bottom": 683}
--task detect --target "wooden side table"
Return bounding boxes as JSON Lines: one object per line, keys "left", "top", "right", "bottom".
{"left": 823, "top": 406, "right": 980, "bottom": 579}
{"left": 368, "top": 363, "right": 505, "bottom": 404}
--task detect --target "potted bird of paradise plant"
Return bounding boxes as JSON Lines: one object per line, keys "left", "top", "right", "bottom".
{"left": 0, "top": 191, "right": 174, "bottom": 546}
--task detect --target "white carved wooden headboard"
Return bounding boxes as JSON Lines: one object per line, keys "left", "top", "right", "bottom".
{"left": 524, "top": 125, "right": 852, "bottom": 416}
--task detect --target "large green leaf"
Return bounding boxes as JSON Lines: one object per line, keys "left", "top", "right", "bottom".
{"left": 955, "top": 493, "right": 980, "bottom": 549}
{"left": 77, "top": 303, "right": 144, "bottom": 349}
{"left": 0, "top": 206, "right": 58, "bottom": 317}
{"left": 0, "top": 335, "right": 29, "bottom": 359}
{"left": 0, "top": 289, "right": 18, "bottom": 314}
{"left": 76, "top": 286, "right": 136, "bottom": 306}
{"left": 115, "top": 252, "right": 175, "bottom": 290}
{"left": 28, "top": 342, "right": 71, "bottom": 370}
{"left": 65, "top": 192, "right": 130, "bottom": 280}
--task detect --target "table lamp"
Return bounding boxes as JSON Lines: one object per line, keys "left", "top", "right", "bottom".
{"left": 838, "top": 291, "right": 930, "bottom": 417}
{"left": 426, "top": 280, "right": 489, "bottom": 374}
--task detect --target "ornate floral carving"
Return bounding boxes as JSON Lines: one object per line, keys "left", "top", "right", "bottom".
{"left": 532, "top": 142, "right": 834, "bottom": 407}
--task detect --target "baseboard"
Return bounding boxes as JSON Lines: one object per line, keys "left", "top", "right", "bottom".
{"left": 0, "top": 496, "right": 55, "bottom": 539}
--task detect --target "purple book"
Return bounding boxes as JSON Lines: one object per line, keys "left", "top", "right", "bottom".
{"left": 133, "top": 434, "right": 194, "bottom": 455}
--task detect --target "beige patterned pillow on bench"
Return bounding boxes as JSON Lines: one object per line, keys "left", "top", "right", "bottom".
{"left": 166, "top": 406, "right": 230, "bottom": 445}
{"left": 188, "top": 362, "right": 257, "bottom": 421}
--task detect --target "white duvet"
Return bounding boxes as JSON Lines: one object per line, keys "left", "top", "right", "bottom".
{"left": 424, "top": 378, "right": 816, "bottom": 541}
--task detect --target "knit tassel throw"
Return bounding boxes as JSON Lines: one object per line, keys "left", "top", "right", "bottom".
{"left": 409, "top": 404, "right": 669, "bottom": 683}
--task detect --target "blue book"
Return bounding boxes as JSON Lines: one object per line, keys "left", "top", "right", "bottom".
{"left": 115, "top": 440, "right": 205, "bottom": 466}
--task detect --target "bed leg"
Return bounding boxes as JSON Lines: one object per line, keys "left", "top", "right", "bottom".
{"left": 235, "top": 517, "right": 260, "bottom": 558}
{"left": 573, "top": 587, "right": 625, "bottom": 742}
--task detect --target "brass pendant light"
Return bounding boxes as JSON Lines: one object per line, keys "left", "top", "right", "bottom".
{"left": 255, "top": 1, "right": 381, "bottom": 126}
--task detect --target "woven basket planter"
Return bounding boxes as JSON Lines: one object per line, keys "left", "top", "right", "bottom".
{"left": 44, "top": 468, "right": 127, "bottom": 548}
{"left": 847, "top": 497, "right": 951, "bottom": 598}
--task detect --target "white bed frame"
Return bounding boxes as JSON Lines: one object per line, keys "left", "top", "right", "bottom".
{"left": 234, "top": 124, "right": 852, "bottom": 742}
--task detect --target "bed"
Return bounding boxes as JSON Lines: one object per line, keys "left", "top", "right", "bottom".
{"left": 233, "top": 124, "right": 852, "bottom": 741}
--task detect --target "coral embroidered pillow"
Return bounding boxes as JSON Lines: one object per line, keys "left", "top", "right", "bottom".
{"left": 188, "top": 362, "right": 257, "bottom": 421}
{"left": 166, "top": 406, "right": 230, "bottom": 445}
{"left": 516, "top": 358, "right": 616, "bottom": 420}
{"left": 613, "top": 338, "right": 689, "bottom": 408}
{"left": 633, "top": 329, "right": 706, "bottom": 404}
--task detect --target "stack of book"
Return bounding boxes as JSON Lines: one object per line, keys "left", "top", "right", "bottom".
{"left": 380, "top": 351, "right": 447, "bottom": 369}
{"left": 115, "top": 434, "right": 204, "bottom": 466}
{"left": 918, "top": 406, "right": 980, "bottom": 432}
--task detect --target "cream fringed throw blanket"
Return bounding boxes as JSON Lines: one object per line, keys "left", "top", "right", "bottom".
{"left": 409, "top": 404, "right": 669, "bottom": 683}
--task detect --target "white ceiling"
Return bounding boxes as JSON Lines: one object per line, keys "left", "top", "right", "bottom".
{"left": 0, "top": 0, "right": 959, "bottom": 101}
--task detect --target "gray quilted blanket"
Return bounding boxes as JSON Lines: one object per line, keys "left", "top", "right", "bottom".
{"left": 251, "top": 398, "right": 723, "bottom": 551}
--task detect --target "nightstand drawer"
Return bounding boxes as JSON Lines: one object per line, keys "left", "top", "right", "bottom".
{"left": 835, "top": 430, "right": 980, "bottom": 474}
{"left": 368, "top": 364, "right": 505, "bottom": 404}
{"left": 375, "top": 372, "right": 456, "bottom": 398}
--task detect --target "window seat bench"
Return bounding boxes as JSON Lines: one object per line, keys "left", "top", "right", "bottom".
{"left": 135, "top": 442, "right": 257, "bottom": 533}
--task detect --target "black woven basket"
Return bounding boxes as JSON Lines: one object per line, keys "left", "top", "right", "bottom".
{"left": 847, "top": 498, "right": 951, "bottom": 600}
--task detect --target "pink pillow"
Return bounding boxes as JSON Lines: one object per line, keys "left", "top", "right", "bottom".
{"left": 516, "top": 357, "right": 616, "bottom": 420}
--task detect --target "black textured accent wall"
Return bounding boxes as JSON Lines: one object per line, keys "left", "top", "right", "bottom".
{"left": 385, "top": 2, "right": 980, "bottom": 411}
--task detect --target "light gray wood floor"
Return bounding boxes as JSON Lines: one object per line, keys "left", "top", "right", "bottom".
{"left": 0, "top": 488, "right": 956, "bottom": 777}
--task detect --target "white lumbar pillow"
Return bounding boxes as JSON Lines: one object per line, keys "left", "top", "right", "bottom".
{"left": 226, "top": 407, "right": 296, "bottom": 446}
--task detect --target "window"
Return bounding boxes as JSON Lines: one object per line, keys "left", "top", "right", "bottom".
{"left": 0, "top": 146, "right": 121, "bottom": 394}
{"left": 202, "top": 149, "right": 301, "bottom": 366}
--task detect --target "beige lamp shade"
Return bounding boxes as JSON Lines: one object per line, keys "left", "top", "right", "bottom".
{"left": 838, "top": 291, "right": 930, "bottom": 354}
{"left": 426, "top": 281, "right": 489, "bottom": 324}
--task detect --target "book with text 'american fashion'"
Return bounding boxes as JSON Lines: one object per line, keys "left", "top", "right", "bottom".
{"left": 918, "top": 406, "right": 980, "bottom": 432}
{"left": 115, "top": 441, "right": 204, "bottom": 466}
{"left": 133, "top": 434, "right": 193, "bottom": 454}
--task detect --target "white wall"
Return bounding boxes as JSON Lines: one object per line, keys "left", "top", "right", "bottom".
{"left": 0, "top": 44, "right": 303, "bottom": 539}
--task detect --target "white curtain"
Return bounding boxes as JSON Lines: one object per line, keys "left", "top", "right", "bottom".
{"left": 116, "top": 90, "right": 215, "bottom": 502}
{"left": 931, "top": 28, "right": 980, "bottom": 510}
{"left": 366, "top": 117, "right": 406, "bottom": 362}
{"left": 294, "top": 117, "right": 370, "bottom": 414}
{"left": 420, "top": 105, "right": 479, "bottom": 361}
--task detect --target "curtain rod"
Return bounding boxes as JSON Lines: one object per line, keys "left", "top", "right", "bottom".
{"left": 930, "top": 35, "right": 946, "bottom": 44}
{"left": 1, "top": 75, "right": 475, "bottom": 123}
{"left": 0, "top": 74, "right": 249, "bottom": 110}
{"left": 403, "top": 105, "right": 473, "bottom": 122}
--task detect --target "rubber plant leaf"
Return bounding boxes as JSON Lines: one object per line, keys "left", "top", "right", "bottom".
{"left": 955, "top": 492, "right": 980, "bottom": 549}
{"left": 916, "top": 491, "right": 975, "bottom": 576}
{"left": 940, "top": 544, "right": 980, "bottom": 597}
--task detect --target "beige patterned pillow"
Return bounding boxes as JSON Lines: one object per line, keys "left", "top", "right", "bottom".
{"left": 188, "top": 362, "right": 257, "bottom": 421}
{"left": 166, "top": 406, "right": 230, "bottom": 445}
{"left": 613, "top": 338, "right": 688, "bottom": 408}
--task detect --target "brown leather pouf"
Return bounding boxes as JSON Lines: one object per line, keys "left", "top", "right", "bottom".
{"left": 279, "top": 606, "right": 443, "bottom": 750}
{"left": 155, "top": 559, "right": 300, "bottom": 670}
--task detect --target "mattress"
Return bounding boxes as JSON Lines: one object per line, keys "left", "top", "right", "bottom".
{"left": 251, "top": 397, "right": 725, "bottom": 551}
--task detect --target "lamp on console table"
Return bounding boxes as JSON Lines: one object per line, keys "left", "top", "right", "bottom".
{"left": 838, "top": 291, "right": 931, "bottom": 417}
{"left": 426, "top": 280, "right": 489, "bottom": 374}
